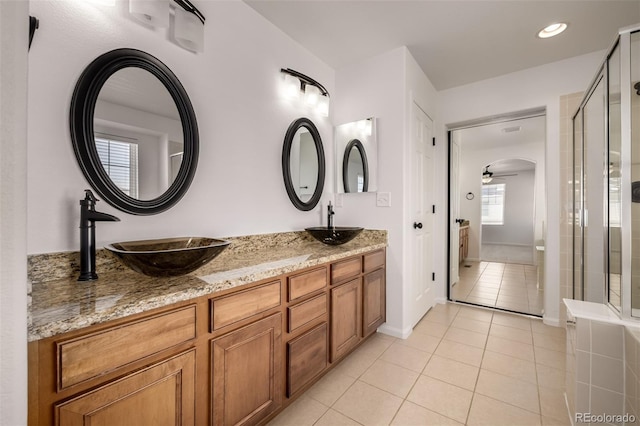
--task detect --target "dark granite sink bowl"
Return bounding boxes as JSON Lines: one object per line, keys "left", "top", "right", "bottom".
{"left": 105, "top": 237, "right": 230, "bottom": 277}
{"left": 305, "top": 227, "right": 364, "bottom": 246}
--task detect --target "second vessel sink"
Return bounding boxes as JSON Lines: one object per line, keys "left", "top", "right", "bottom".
{"left": 305, "top": 227, "right": 364, "bottom": 246}
{"left": 106, "top": 237, "right": 230, "bottom": 277}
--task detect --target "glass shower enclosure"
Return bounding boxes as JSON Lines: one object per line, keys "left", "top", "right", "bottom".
{"left": 572, "top": 26, "right": 640, "bottom": 317}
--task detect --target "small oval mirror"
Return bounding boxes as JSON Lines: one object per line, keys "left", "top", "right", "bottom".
{"left": 282, "top": 118, "right": 325, "bottom": 211}
{"left": 70, "top": 48, "right": 198, "bottom": 215}
{"left": 343, "top": 139, "right": 369, "bottom": 193}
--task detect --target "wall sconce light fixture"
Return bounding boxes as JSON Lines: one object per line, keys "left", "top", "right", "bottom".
{"left": 280, "top": 68, "right": 330, "bottom": 117}
{"left": 128, "top": 0, "right": 205, "bottom": 52}
{"left": 357, "top": 118, "right": 373, "bottom": 136}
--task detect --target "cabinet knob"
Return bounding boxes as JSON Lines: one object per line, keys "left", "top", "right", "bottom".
{"left": 413, "top": 222, "right": 423, "bottom": 229}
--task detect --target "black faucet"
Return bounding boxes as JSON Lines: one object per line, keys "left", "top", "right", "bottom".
{"left": 327, "top": 201, "right": 335, "bottom": 229}
{"left": 78, "top": 190, "right": 120, "bottom": 281}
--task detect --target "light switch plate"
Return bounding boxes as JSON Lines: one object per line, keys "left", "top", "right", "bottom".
{"left": 376, "top": 192, "right": 391, "bottom": 207}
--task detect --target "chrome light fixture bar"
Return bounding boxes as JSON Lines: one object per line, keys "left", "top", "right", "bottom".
{"left": 173, "top": 0, "right": 205, "bottom": 24}
{"left": 280, "top": 68, "right": 330, "bottom": 117}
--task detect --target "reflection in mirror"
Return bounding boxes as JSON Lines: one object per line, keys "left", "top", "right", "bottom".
{"left": 631, "top": 31, "right": 640, "bottom": 316}
{"left": 289, "top": 128, "right": 319, "bottom": 202}
{"left": 608, "top": 42, "right": 621, "bottom": 312}
{"left": 94, "top": 67, "right": 183, "bottom": 201}
{"left": 282, "top": 118, "right": 325, "bottom": 211}
{"left": 343, "top": 139, "right": 368, "bottom": 193}
{"left": 335, "top": 118, "right": 378, "bottom": 193}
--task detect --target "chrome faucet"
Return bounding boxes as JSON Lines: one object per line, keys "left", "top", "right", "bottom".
{"left": 327, "top": 201, "right": 335, "bottom": 229}
{"left": 78, "top": 190, "right": 120, "bottom": 281}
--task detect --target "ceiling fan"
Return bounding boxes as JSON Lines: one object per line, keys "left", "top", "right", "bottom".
{"left": 482, "top": 165, "right": 518, "bottom": 184}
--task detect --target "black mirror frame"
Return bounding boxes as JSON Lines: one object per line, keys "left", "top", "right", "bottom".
{"left": 282, "top": 117, "right": 325, "bottom": 211}
{"left": 70, "top": 48, "right": 199, "bottom": 215}
{"left": 342, "top": 139, "right": 369, "bottom": 193}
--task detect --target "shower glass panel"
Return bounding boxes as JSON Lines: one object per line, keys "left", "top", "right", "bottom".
{"left": 583, "top": 75, "right": 606, "bottom": 304}
{"left": 573, "top": 111, "right": 583, "bottom": 300}
{"left": 608, "top": 43, "right": 622, "bottom": 312}
{"left": 631, "top": 31, "right": 640, "bottom": 316}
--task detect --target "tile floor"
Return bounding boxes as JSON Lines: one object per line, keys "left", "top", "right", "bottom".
{"left": 481, "top": 244, "right": 535, "bottom": 265}
{"left": 451, "top": 261, "right": 543, "bottom": 316}
{"left": 268, "top": 303, "right": 569, "bottom": 426}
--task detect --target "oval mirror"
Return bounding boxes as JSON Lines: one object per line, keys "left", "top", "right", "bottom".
{"left": 282, "top": 118, "right": 325, "bottom": 211}
{"left": 342, "top": 139, "right": 369, "bottom": 193}
{"left": 70, "top": 48, "right": 198, "bottom": 215}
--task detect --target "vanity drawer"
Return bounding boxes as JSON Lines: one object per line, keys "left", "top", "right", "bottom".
{"left": 331, "top": 257, "right": 362, "bottom": 284}
{"left": 57, "top": 305, "right": 196, "bottom": 390}
{"left": 211, "top": 280, "right": 281, "bottom": 330}
{"left": 288, "top": 267, "right": 327, "bottom": 301}
{"left": 288, "top": 293, "right": 327, "bottom": 333}
{"left": 363, "top": 249, "right": 385, "bottom": 273}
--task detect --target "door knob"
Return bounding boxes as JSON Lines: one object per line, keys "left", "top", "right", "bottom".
{"left": 413, "top": 222, "right": 423, "bottom": 229}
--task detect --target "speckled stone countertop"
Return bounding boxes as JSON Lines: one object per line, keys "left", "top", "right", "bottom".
{"left": 28, "top": 230, "right": 387, "bottom": 342}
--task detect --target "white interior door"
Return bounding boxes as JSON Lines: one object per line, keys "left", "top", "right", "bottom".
{"left": 411, "top": 102, "right": 435, "bottom": 327}
{"left": 450, "top": 137, "right": 461, "bottom": 285}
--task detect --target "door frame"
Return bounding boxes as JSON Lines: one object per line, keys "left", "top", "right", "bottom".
{"left": 445, "top": 108, "right": 546, "bottom": 315}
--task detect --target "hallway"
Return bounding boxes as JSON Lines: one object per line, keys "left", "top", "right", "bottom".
{"left": 451, "top": 261, "right": 543, "bottom": 316}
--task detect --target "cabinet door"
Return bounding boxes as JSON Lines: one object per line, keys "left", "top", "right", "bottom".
{"left": 56, "top": 350, "right": 195, "bottom": 426}
{"left": 211, "top": 313, "right": 282, "bottom": 426}
{"left": 363, "top": 269, "right": 386, "bottom": 337}
{"left": 287, "top": 322, "right": 328, "bottom": 397}
{"left": 330, "top": 278, "right": 362, "bottom": 362}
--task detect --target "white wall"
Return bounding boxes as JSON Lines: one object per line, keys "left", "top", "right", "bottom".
{"left": 458, "top": 139, "right": 544, "bottom": 260}
{"left": 0, "top": 2, "right": 28, "bottom": 424}
{"left": 481, "top": 170, "right": 536, "bottom": 246}
{"left": 333, "top": 47, "right": 439, "bottom": 338}
{"left": 27, "top": 0, "right": 335, "bottom": 254}
{"left": 438, "top": 50, "right": 606, "bottom": 325}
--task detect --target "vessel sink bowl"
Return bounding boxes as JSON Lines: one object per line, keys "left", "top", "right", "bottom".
{"left": 305, "top": 227, "right": 364, "bottom": 246}
{"left": 105, "top": 237, "right": 230, "bottom": 277}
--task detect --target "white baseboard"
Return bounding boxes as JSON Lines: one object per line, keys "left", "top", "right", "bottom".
{"left": 435, "top": 297, "right": 447, "bottom": 305}
{"left": 377, "top": 323, "right": 412, "bottom": 339}
{"left": 543, "top": 315, "right": 562, "bottom": 327}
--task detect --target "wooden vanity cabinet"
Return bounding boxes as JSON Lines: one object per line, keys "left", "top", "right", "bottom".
{"left": 330, "top": 278, "right": 362, "bottom": 361}
{"left": 459, "top": 226, "right": 469, "bottom": 263}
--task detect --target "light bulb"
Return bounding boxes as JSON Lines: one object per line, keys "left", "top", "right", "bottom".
{"left": 316, "top": 95, "right": 329, "bottom": 117}
{"left": 130, "top": 0, "right": 169, "bottom": 27}
{"left": 174, "top": 7, "right": 204, "bottom": 52}
{"left": 304, "top": 85, "right": 321, "bottom": 107}
{"left": 282, "top": 73, "right": 301, "bottom": 100}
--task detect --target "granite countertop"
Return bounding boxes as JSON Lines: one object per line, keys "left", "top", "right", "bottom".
{"left": 29, "top": 230, "right": 387, "bottom": 341}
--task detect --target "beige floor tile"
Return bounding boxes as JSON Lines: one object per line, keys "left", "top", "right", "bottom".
{"left": 464, "top": 296, "right": 497, "bottom": 306}
{"left": 413, "top": 318, "right": 449, "bottom": 338}
{"left": 481, "top": 350, "right": 538, "bottom": 384}
{"left": 267, "top": 395, "right": 328, "bottom": 426}
{"left": 357, "top": 333, "right": 396, "bottom": 357}
{"left": 489, "top": 323, "right": 533, "bottom": 344}
{"left": 406, "top": 376, "right": 473, "bottom": 423}
{"left": 424, "top": 310, "right": 457, "bottom": 326}
{"left": 451, "top": 316, "right": 491, "bottom": 334}
{"left": 434, "top": 340, "right": 484, "bottom": 367}
{"left": 314, "top": 409, "right": 361, "bottom": 426}
{"left": 498, "top": 287, "right": 529, "bottom": 296}
{"left": 533, "top": 333, "right": 566, "bottom": 352}
{"left": 456, "top": 306, "right": 494, "bottom": 323}
{"left": 306, "top": 368, "right": 357, "bottom": 407}
{"left": 467, "top": 394, "right": 541, "bottom": 426}
{"left": 380, "top": 341, "right": 432, "bottom": 373}
{"left": 474, "top": 281, "right": 501, "bottom": 289}
{"left": 391, "top": 401, "right": 463, "bottom": 426}
{"left": 423, "top": 355, "right": 480, "bottom": 391}
{"left": 536, "top": 364, "right": 566, "bottom": 390}
{"left": 475, "top": 369, "right": 540, "bottom": 413}
{"left": 333, "top": 381, "right": 403, "bottom": 426}
{"left": 444, "top": 327, "right": 488, "bottom": 349}
{"left": 431, "top": 303, "right": 461, "bottom": 315}
{"left": 534, "top": 346, "right": 566, "bottom": 370}
{"left": 359, "top": 359, "right": 420, "bottom": 398}
{"left": 542, "top": 416, "right": 571, "bottom": 426}
{"left": 332, "top": 347, "right": 379, "bottom": 378}
{"left": 496, "top": 293, "right": 529, "bottom": 304}
{"left": 539, "top": 385, "right": 571, "bottom": 422}
{"left": 492, "top": 312, "right": 532, "bottom": 330}
{"left": 531, "top": 321, "right": 567, "bottom": 338}
{"left": 486, "top": 335, "right": 535, "bottom": 362}
{"left": 398, "top": 330, "right": 442, "bottom": 353}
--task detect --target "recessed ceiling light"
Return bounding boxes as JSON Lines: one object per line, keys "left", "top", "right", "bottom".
{"left": 537, "top": 22, "right": 568, "bottom": 39}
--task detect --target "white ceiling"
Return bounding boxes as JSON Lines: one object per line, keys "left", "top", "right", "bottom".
{"left": 244, "top": 0, "right": 640, "bottom": 90}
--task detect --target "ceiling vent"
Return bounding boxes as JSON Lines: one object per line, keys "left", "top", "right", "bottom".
{"left": 502, "top": 126, "right": 522, "bottom": 133}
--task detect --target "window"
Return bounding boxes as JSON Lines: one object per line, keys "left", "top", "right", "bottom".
{"left": 95, "top": 138, "right": 138, "bottom": 198}
{"left": 482, "top": 183, "right": 505, "bottom": 225}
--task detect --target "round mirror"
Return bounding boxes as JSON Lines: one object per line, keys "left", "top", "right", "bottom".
{"left": 342, "top": 139, "right": 369, "bottom": 193}
{"left": 282, "top": 118, "right": 325, "bottom": 211}
{"left": 70, "top": 48, "right": 198, "bottom": 215}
